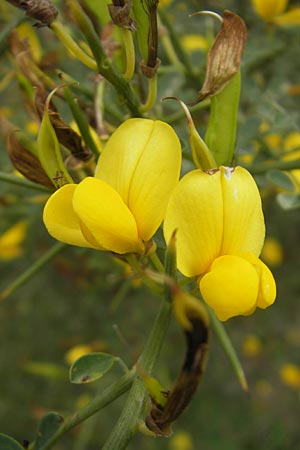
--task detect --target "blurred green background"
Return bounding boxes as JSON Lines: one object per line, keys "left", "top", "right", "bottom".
{"left": 1, "top": 0, "right": 300, "bottom": 449}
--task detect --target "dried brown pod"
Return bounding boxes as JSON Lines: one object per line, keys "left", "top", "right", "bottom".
{"left": 6, "top": 0, "right": 58, "bottom": 27}
{"left": 146, "top": 315, "right": 210, "bottom": 436}
{"left": 108, "top": 0, "right": 136, "bottom": 31}
{"left": 189, "top": 10, "right": 247, "bottom": 105}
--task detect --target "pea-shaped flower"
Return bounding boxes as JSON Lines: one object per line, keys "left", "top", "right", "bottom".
{"left": 164, "top": 166, "right": 276, "bottom": 321}
{"left": 43, "top": 118, "right": 181, "bottom": 254}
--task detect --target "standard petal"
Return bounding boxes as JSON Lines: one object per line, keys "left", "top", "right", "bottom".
{"left": 72, "top": 177, "right": 144, "bottom": 254}
{"left": 220, "top": 166, "right": 265, "bottom": 257}
{"left": 96, "top": 119, "right": 181, "bottom": 241}
{"left": 199, "top": 255, "right": 259, "bottom": 321}
{"left": 164, "top": 170, "right": 223, "bottom": 277}
{"left": 43, "top": 184, "right": 97, "bottom": 248}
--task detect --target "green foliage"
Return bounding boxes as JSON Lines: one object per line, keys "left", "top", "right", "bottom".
{"left": 69, "top": 352, "right": 116, "bottom": 384}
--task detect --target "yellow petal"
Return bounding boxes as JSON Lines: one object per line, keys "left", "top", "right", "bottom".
{"left": 240, "top": 252, "right": 276, "bottom": 309}
{"left": 220, "top": 166, "right": 265, "bottom": 257}
{"left": 273, "top": 8, "right": 300, "bottom": 25}
{"left": 164, "top": 169, "right": 223, "bottom": 277}
{"left": 252, "top": 0, "right": 288, "bottom": 21}
{"left": 96, "top": 119, "right": 181, "bottom": 241}
{"left": 199, "top": 255, "right": 259, "bottom": 321}
{"left": 72, "top": 177, "right": 144, "bottom": 254}
{"left": 43, "top": 184, "right": 97, "bottom": 248}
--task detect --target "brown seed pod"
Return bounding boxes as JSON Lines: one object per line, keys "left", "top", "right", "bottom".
{"left": 6, "top": 0, "right": 58, "bottom": 26}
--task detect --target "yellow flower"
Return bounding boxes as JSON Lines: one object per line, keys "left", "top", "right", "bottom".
{"left": 283, "top": 131, "right": 300, "bottom": 190}
{"left": 261, "top": 237, "right": 283, "bottom": 266}
{"left": 280, "top": 363, "right": 300, "bottom": 389}
{"left": 0, "top": 221, "right": 27, "bottom": 260}
{"left": 242, "top": 334, "right": 262, "bottom": 357}
{"left": 169, "top": 431, "right": 194, "bottom": 450}
{"left": 164, "top": 166, "right": 276, "bottom": 321}
{"left": 252, "top": 0, "right": 300, "bottom": 25}
{"left": 43, "top": 119, "right": 181, "bottom": 255}
{"left": 181, "top": 35, "right": 209, "bottom": 52}
{"left": 65, "top": 344, "right": 93, "bottom": 365}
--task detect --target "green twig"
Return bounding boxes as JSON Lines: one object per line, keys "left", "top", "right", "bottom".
{"left": 101, "top": 299, "right": 172, "bottom": 450}
{"left": 69, "top": 0, "right": 142, "bottom": 117}
{"left": 121, "top": 28, "right": 135, "bottom": 81}
{"left": 208, "top": 308, "right": 248, "bottom": 392}
{"left": 0, "top": 243, "right": 66, "bottom": 301}
{"left": 140, "top": 77, "right": 157, "bottom": 113}
{"left": 0, "top": 171, "right": 51, "bottom": 192}
{"left": 50, "top": 21, "right": 97, "bottom": 71}
{"left": 31, "top": 368, "right": 136, "bottom": 450}
{"left": 63, "top": 84, "right": 100, "bottom": 157}
{"left": 158, "top": 9, "right": 199, "bottom": 84}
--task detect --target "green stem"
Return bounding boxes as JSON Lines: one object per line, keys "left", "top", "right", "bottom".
{"left": 158, "top": 15, "right": 183, "bottom": 70}
{"left": 121, "top": 28, "right": 135, "bottom": 81}
{"left": 158, "top": 9, "right": 199, "bottom": 84}
{"left": 63, "top": 84, "right": 99, "bottom": 157}
{"left": 0, "top": 171, "right": 50, "bottom": 192}
{"left": 34, "top": 369, "right": 136, "bottom": 450}
{"left": 102, "top": 298, "right": 172, "bottom": 449}
{"left": 140, "top": 77, "right": 157, "bottom": 113}
{"left": 69, "top": 0, "right": 142, "bottom": 117}
{"left": 50, "top": 21, "right": 97, "bottom": 71}
{"left": 149, "top": 252, "right": 164, "bottom": 273}
{"left": 208, "top": 308, "right": 248, "bottom": 392}
{"left": 0, "top": 243, "right": 66, "bottom": 301}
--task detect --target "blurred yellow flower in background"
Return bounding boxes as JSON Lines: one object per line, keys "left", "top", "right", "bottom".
{"left": 64, "top": 344, "right": 93, "bottom": 365}
{"left": 252, "top": 0, "right": 300, "bottom": 25}
{"left": 242, "top": 334, "right": 262, "bottom": 357}
{"left": 181, "top": 34, "right": 209, "bottom": 52}
{"left": 280, "top": 363, "right": 300, "bottom": 389}
{"left": 169, "top": 431, "right": 194, "bottom": 450}
{"left": 0, "top": 221, "right": 27, "bottom": 260}
{"left": 261, "top": 237, "right": 283, "bottom": 267}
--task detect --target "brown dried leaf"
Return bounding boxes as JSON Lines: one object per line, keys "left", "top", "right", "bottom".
{"left": 189, "top": 10, "right": 247, "bottom": 105}
{"left": 7, "top": 133, "right": 54, "bottom": 189}
{"left": 35, "top": 86, "right": 92, "bottom": 162}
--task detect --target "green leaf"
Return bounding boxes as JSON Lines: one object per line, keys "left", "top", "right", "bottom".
{"left": 267, "top": 169, "right": 295, "bottom": 192}
{"left": 277, "top": 193, "right": 300, "bottom": 210}
{"left": 35, "top": 412, "right": 64, "bottom": 450}
{"left": 0, "top": 434, "right": 24, "bottom": 450}
{"left": 69, "top": 352, "right": 116, "bottom": 384}
{"left": 37, "top": 88, "right": 73, "bottom": 189}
